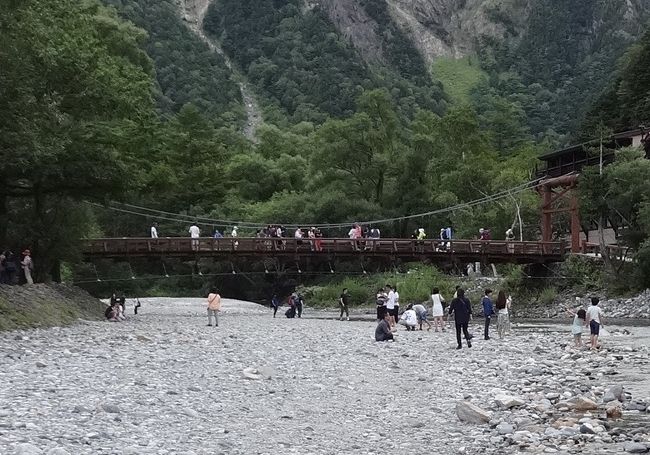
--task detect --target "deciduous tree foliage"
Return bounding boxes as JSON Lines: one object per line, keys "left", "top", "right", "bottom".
{"left": 0, "top": 0, "right": 156, "bottom": 278}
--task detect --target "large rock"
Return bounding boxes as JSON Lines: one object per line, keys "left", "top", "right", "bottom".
{"left": 494, "top": 394, "right": 525, "bottom": 409}
{"left": 625, "top": 442, "right": 649, "bottom": 453}
{"left": 603, "top": 385, "right": 624, "bottom": 403}
{"left": 13, "top": 443, "right": 42, "bottom": 455}
{"left": 569, "top": 397, "right": 598, "bottom": 411}
{"left": 456, "top": 401, "right": 491, "bottom": 424}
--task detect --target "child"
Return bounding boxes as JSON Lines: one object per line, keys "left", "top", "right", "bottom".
{"left": 568, "top": 308, "right": 587, "bottom": 347}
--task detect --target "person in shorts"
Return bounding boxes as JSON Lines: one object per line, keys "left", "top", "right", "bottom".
{"left": 411, "top": 303, "right": 432, "bottom": 331}
{"left": 585, "top": 297, "right": 604, "bottom": 350}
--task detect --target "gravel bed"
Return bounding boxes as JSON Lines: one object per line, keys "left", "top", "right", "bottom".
{"left": 1, "top": 298, "right": 649, "bottom": 455}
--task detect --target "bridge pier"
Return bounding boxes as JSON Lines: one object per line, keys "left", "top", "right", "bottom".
{"left": 539, "top": 174, "right": 581, "bottom": 253}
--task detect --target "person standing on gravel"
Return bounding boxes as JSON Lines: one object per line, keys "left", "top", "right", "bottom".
{"left": 385, "top": 285, "right": 397, "bottom": 327}
{"left": 339, "top": 288, "right": 350, "bottom": 321}
{"left": 449, "top": 288, "right": 472, "bottom": 349}
{"left": 495, "top": 290, "right": 511, "bottom": 339}
{"left": 431, "top": 287, "right": 446, "bottom": 332}
{"left": 586, "top": 297, "right": 605, "bottom": 350}
{"left": 207, "top": 288, "right": 221, "bottom": 327}
{"left": 481, "top": 289, "right": 495, "bottom": 340}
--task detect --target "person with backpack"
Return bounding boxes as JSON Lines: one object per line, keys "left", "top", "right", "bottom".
{"left": 449, "top": 288, "right": 473, "bottom": 349}
{"left": 481, "top": 289, "right": 496, "bottom": 340}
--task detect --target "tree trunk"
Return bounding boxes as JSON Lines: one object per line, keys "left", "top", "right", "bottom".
{"left": 598, "top": 214, "right": 614, "bottom": 276}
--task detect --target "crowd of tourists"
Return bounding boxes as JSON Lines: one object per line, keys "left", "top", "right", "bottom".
{"left": 0, "top": 249, "right": 34, "bottom": 285}
{"left": 149, "top": 222, "right": 523, "bottom": 246}
{"left": 375, "top": 285, "right": 514, "bottom": 348}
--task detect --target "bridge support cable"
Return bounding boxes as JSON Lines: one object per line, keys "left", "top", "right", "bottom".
{"left": 87, "top": 178, "right": 541, "bottom": 231}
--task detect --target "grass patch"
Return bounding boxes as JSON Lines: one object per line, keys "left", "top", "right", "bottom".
{"left": 432, "top": 55, "right": 486, "bottom": 104}
{"left": 0, "top": 284, "right": 104, "bottom": 331}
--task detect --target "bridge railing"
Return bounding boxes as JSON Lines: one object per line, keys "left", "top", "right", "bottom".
{"left": 81, "top": 237, "right": 565, "bottom": 257}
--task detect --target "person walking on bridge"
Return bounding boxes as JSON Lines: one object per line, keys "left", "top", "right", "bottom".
{"left": 189, "top": 222, "right": 200, "bottom": 251}
{"left": 151, "top": 222, "right": 159, "bottom": 239}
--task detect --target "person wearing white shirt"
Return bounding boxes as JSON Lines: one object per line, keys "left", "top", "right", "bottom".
{"left": 585, "top": 297, "right": 605, "bottom": 350}
{"left": 399, "top": 308, "right": 418, "bottom": 331}
{"left": 385, "top": 285, "right": 397, "bottom": 328}
{"left": 189, "top": 223, "right": 200, "bottom": 251}
{"left": 151, "top": 223, "right": 158, "bottom": 239}
{"left": 231, "top": 226, "right": 239, "bottom": 250}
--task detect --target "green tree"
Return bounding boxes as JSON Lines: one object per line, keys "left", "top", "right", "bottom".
{"left": 0, "top": 0, "right": 156, "bottom": 279}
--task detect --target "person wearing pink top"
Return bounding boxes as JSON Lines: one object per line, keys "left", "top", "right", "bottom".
{"left": 207, "top": 288, "right": 221, "bottom": 327}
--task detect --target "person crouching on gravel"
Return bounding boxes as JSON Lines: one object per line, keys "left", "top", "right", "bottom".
{"left": 398, "top": 305, "right": 418, "bottom": 331}
{"left": 375, "top": 312, "right": 394, "bottom": 342}
{"left": 412, "top": 303, "right": 432, "bottom": 331}
{"left": 207, "top": 288, "right": 221, "bottom": 327}
{"left": 449, "top": 288, "right": 472, "bottom": 349}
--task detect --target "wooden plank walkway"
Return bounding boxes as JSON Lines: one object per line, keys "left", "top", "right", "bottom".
{"left": 81, "top": 238, "right": 566, "bottom": 264}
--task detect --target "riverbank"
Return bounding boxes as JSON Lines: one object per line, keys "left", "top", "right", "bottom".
{"left": 0, "top": 284, "right": 104, "bottom": 331}
{"left": 1, "top": 298, "right": 649, "bottom": 454}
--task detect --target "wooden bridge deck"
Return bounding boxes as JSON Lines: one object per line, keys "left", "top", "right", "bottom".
{"left": 81, "top": 238, "right": 565, "bottom": 264}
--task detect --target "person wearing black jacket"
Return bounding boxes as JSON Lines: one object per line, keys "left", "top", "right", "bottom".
{"left": 449, "top": 288, "right": 473, "bottom": 349}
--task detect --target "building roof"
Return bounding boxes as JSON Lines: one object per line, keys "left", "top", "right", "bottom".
{"left": 539, "top": 127, "right": 648, "bottom": 161}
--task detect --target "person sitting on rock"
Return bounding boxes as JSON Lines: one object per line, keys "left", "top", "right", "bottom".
{"left": 375, "top": 312, "right": 394, "bottom": 342}
{"left": 398, "top": 307, "right": 418, "bottom": 331}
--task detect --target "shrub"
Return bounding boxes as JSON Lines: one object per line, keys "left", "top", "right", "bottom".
{"left": 538, "top": 287, "right": 557, "bottom": 306}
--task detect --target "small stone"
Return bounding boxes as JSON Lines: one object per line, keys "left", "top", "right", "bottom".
{"left": 496, "top": 423, "right": 515, "bottom": 435}
{"left": 579, "top": 423, "right": 596, "bottom": 434}
{"left": 101, "top": 404, "right": 121, "bottom": 414}
{"left": 35, "top": 361, "right": 47, "bottom": 368}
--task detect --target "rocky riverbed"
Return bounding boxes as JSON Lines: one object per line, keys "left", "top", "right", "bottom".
{"left": 1, "top": 298, "right": 650, "bottom": 455}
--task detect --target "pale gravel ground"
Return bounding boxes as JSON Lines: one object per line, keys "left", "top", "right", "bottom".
{"left": 1, "top": 298, "right": 649, "bottom": 455}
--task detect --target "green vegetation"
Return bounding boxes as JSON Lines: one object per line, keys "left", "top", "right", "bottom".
{"left": 476, "top": 0, "right": 649, "bottom": 143}
{"left": 0, "top": 285, "right": 104, "bottom": 331}
{"left": 3, "top": 0, "right": 650, "bottom": 299}
{"left": 433, "top": 56, "right": 486, "bottom": 104}
{"left": 103, "top": 0, "right": 243, "bottom": 123}
{"left": 203, "top": 0, "right": 446, "bottom": 124}
{"left": 299, "top": 265, "right": 454, "bottom": 308}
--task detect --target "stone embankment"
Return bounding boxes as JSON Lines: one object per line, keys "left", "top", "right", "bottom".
{"left": 1, "top": 298, "right": 649, "bottom": 454}
{"left": 522, "top": 289, "right": 650, "bottom": 320}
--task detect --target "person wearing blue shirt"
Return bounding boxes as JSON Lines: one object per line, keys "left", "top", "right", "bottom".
{"left": 481, "top": 289, "right": 496, "bottom": 340}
